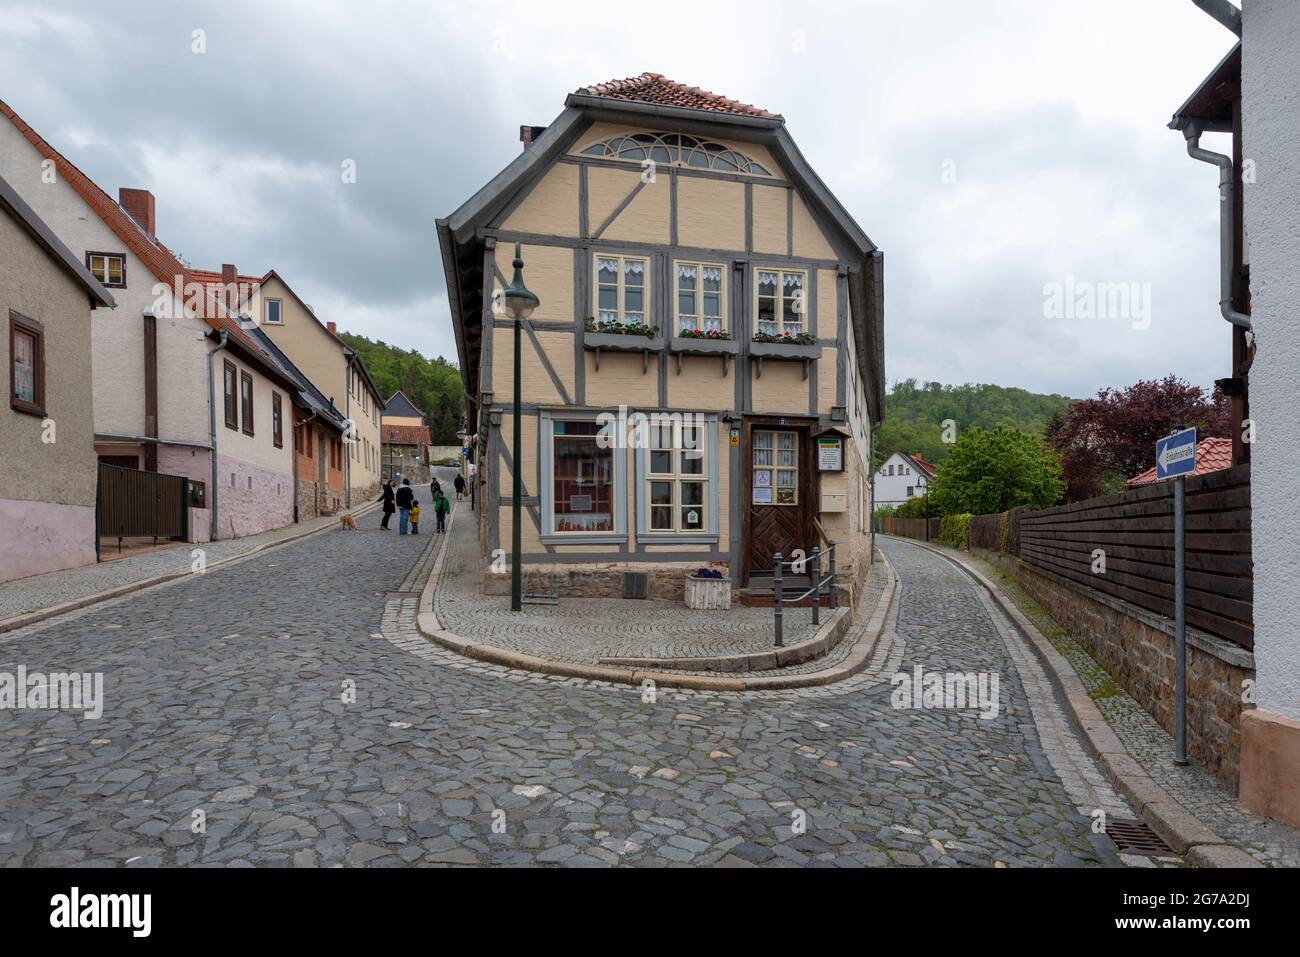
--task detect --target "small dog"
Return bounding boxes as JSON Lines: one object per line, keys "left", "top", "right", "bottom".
{"left": 339, "top": 513, "right": 359, "bottom": 531}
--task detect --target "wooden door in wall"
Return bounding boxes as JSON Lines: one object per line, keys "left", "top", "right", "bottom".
{"left": 744, "top": 420, "right": 813, "bottom": 583}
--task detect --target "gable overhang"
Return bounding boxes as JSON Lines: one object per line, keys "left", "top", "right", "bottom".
{"left": 1169, "top": 42, "right": 1240, "bottom": 133}
{"left": 439, "top": 96, "right": 886, "bottom": 428}
{"left": 0, "top": 172, "right": 114, "bottom": 308}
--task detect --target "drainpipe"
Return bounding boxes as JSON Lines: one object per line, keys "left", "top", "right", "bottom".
{"left": 1192, "top": 0, "right": 1242, "bottom": 36}
{"left": 206, "top": 330, "right": 228, "bottom": 541}
{"left": 1183, "top": 122, "right": 1252, "bottom": 330}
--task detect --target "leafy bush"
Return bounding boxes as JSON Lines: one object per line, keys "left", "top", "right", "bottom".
{"left": 939, "top": 513, "right": 972, "bottom": 550}
{"left": 894, "top": 496, "right": 930, "bottom": 519}
{"left": 928, "top": 426, "right": 1064, "bottom": 515}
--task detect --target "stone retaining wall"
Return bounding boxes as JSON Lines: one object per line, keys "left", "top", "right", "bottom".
{"left": 973, "top": 547, "right": 1254, "bottom": 788}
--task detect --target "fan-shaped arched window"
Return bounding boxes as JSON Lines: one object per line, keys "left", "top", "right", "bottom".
{"left": 580, "top": 132, "right": 772, "bottom": 176}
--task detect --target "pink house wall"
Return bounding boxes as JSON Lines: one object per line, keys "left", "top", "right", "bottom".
{"left": 0, "top": 499, "right": 96, "bottom": 584}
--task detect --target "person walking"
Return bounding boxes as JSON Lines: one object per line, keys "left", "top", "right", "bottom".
{"left": 377, "top": 479, "right": 396, "bottom": 530}
{"left": 430, "top": 477, "right": 442, "bottom": 501}
{"left": 433, "top": 487, "right": 451, "bottom": 534}
{"left": 453, "top": 473, "right": 466, "bottom": 501}
{"left": 395, "top": 478, "right": 415, "bottom": 535}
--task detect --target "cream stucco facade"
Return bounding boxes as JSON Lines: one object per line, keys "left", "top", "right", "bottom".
{"left": 241, "top": 273, "right": 383, "bottom": 505}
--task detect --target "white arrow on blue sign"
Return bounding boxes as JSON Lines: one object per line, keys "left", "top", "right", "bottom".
{"left": 1156, "top": 427, "right": 1197, "bottom": 480}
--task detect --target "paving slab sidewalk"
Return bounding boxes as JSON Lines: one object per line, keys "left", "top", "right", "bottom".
{"left": 0, "top": 502, "right": 378, "bottom": 632}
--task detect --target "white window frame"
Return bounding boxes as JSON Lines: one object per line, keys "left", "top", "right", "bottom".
{"left": 264, "top": 298, "right": 283, "bottom": 325}
{"left": 673, "top": 261, "right": 726, "bottom": 335}
{"left": 752, "top": 429, "right": 799, "bottom": 506}
{"left": 87, "top": 253, "right": 125, "bottom": 287}
{"left": 635, "top": 413, "right": 719, "bottom": 543}
{"left": 753, "top": 267, "right": 808, "bottom": 338}
{"left": 594, "top": 254, "right": 650, "bottom": 328}
{"left": 540, "top": 410, "right": 626, "bottom": 543}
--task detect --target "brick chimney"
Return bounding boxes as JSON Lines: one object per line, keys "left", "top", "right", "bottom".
{"left": 519, "top": 125, "right": 547, "bottom": 150}
{"left": 221, "top": 264, "right": 237, "bottom": 310}
{"left": 119, "top": 188, "right": 156, "bottom": 239}
{"left": 327, "top": 321, "right": 337, "bottom": 335}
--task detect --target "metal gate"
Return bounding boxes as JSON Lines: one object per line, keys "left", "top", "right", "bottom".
{"left": 96, "top": 463, "right": 189, "bottom": 553}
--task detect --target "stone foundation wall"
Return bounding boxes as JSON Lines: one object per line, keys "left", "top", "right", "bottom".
{"left": 212, "top": 454, "right": 294, "bottom": 540}
{"left": 483, "top": 561, "right": 726, "bottom": 602}
{"left": 974, "top": 547, "right": 1254, "bottom": 787}
{"left": 297, "top": 479, "right": 320, "bottom": 522}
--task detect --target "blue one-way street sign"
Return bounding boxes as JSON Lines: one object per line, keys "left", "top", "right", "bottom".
{"left": 1156, "top": 427, "right": 1198, "bottom": 480}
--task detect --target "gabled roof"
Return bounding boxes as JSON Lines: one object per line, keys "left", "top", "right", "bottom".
{"left": 244, "top": 324, "right": 348, "bottom": 435}
{"left": 382, "top": 424, "right": 430, "bottom": 446}
{"left": 0, "top": 98, "right": 295, "bottom": 390}
{"left": 1127, "top": 436, "right": 1232, "bottom": 487}
{"left": 904, "top": 452, "right": 937, "bottom": 478}
{"left": 191, "top": 265, "right": 383, "bottom": 404}
{"left": 0, "top": 171, "right": 113, "bottom": 308}
{"left": 384, "top": 390, "right": 425, "bottom": 420}
{"left": 439, "top": 76, "right": 885, "bottom": 429}
{"left": 575, "top": 73, "right": 779, "bottom": 120}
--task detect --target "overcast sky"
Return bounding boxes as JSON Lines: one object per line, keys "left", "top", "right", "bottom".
{"left": 0, "top": 0, "right": 1241, "bottom": 400}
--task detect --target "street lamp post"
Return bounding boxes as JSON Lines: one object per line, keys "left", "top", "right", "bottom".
{"left": 501, "top": 242, "right": 539, "bottom": 612}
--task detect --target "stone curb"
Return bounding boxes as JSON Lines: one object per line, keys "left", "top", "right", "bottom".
{"left": 415, "top": 509, "right": 899, "bottom": 692}
{"left": 892, "top": 535, "right": 1263, "bottom": 869}
{"left": 597, "top": 605, "right": 852, "bottom": 673}
{"left": 0, "top": 501, "right": 380, "bottom": 637}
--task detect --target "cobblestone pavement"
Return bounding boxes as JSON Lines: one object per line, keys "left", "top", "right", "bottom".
{"left": 0, "top": 512, "right": 1145, "bottom": 867}
{"left": 0, "top": 502, "right": 377, "bottom": 623}
{"left": 960, "top": 548, "right": 1300, "bottom": 869}
{"left": 434, "top": 521, "right": 823, "bottom": 663}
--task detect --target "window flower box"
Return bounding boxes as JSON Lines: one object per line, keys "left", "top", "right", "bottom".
{"left": 583, "top": 319, "right": 664, "bottom": 373}
{"left": 685, "top": 571, "right": 732, "bottom": 610}
{"left": 669, "top": 333, "right": 739, "bottom": 377}
{"left": 749, "top": 337, "right": 821, "bottom": 380}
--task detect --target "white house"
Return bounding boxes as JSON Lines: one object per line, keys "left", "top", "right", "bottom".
{"left": 0, "top": 97, "right": 303, "bottom": 541}
{"left": 874, "top": 451, "right": 936, "bottom": 509}
{"left": 1172, "top": 0, "right": 1300, "bottom": 828}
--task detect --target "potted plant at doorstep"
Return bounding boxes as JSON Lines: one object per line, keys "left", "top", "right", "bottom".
{"left": 685, "top": 566, "right": 732, "bottom": 610}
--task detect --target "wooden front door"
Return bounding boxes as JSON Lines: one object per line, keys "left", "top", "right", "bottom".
{"left": 744, "top": 421, "right": 813, "bottom": 581}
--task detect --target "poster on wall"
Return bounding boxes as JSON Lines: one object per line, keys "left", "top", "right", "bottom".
{"left": 818, "top": 437, "right": 844, "bottom": 472}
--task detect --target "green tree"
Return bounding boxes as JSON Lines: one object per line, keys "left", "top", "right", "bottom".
{"left": 927, "top": 426, "right": 1063, "bottom": 515}
{"left": 337, "top": 333, "right": 465, "bottom": 444}
{"left": 872, "top": 379, "right": 1074, "bottom": 471}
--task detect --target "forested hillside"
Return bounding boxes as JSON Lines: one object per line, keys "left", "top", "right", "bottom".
{"left": 339, "top": 333, "right": 464, "bottom": 444}
{"left": 874, "top": 379, "right": 1074, "bottom": 466}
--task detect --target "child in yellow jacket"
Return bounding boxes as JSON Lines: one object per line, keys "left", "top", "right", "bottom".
{"left": 409, "top": 501, "right": 421, "bottom": 535}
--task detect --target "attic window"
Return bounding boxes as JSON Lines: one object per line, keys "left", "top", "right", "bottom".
{"left": 86, "top": 252, "right": 125, "bottom": 288}
{"left": 580, "top": 133, "right": 771, "bottom": 176}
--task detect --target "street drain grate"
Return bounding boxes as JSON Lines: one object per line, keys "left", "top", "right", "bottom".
{"left": 385, "top": 591, "right": 421, "bottom": 600}
{"left": 1106, "top": 817, "right": 1174, "bottom": 856}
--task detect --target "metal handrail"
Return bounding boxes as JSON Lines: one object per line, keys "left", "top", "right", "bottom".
{"left": 773, "top": 540, "right": 837, "bottom": 647}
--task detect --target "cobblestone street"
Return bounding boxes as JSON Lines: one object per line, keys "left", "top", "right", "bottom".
{"left": 0, "top": 514, "right": 1141, "bottom": 867}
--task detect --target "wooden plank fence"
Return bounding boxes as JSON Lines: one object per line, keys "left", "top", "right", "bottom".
{"left": 877, "top": 516, "right": 940, "bottom": 541}
{"left": 978, "top": 465, "right": 1252, "bottom": 650}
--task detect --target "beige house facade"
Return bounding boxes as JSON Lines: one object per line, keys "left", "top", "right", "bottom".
{"left": 439, "top": 74, "right": 884, "bottom": 599}
{"left": 0, "top": 172, "right": 114, "bottom": 583}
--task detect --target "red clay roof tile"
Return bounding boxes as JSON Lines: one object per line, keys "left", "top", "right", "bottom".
{"left": 0, "top": 98, "right": 289, "bottom": 384}
{"left": 576, "top": 73, "right": 778, "bottom": 120}
{"left": 1127, "top": 436, "right": 1233, "bottom": 486}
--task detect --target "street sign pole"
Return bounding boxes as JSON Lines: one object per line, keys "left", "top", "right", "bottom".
{"left": 1174, "top": 475, "right": 1188, "bottom": 765}
{"left": 1156, "top": 426, "right": 1196, "bottom": 767}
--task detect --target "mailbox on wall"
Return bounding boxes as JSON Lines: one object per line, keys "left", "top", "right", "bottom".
{"left": 820, "top": 491, "right": 847, "bottom": 513}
